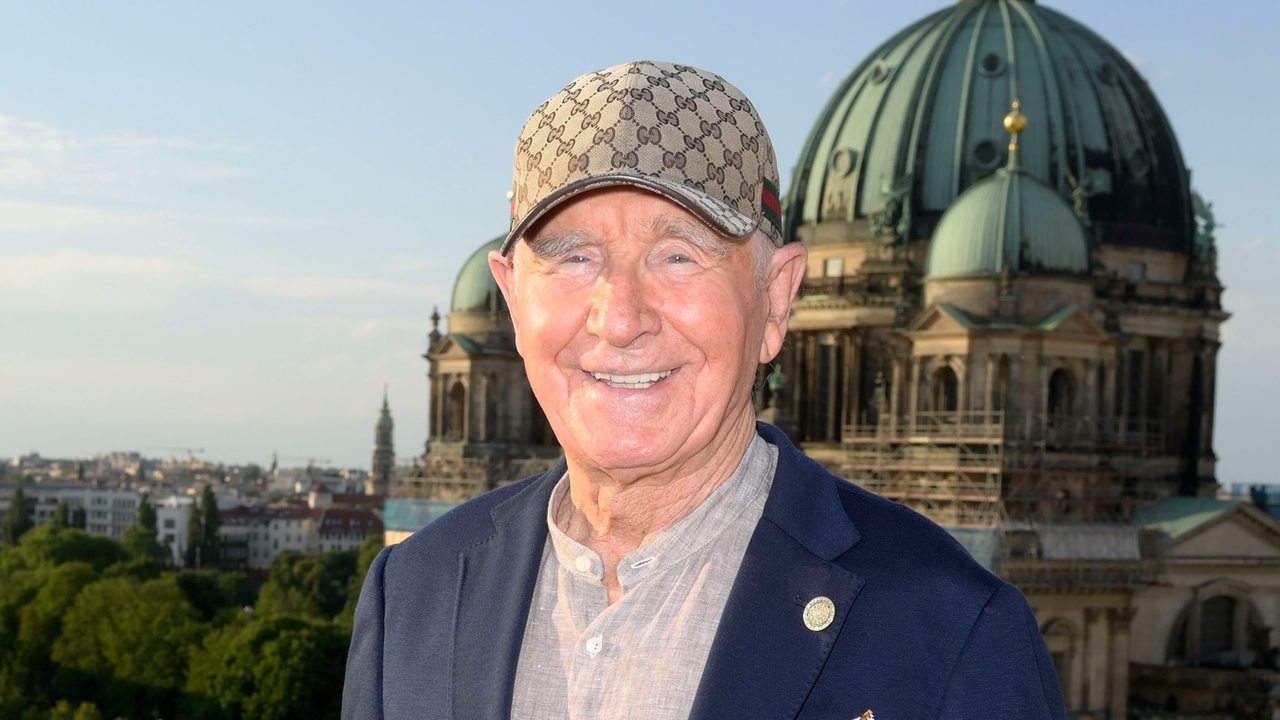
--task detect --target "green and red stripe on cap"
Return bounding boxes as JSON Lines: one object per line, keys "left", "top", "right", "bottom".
{"left": 762, "top": 177, "right": 782, "bottom": 238}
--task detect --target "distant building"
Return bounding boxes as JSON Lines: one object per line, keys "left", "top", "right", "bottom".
{"left": 155, "top": 495, "right": 195, "bottom": 566}
{"left": 401, "top": 243, "right": 562, "bottom": 501}
{"left": 0, "top": 481, "right": 140, "bottom": 540}
{"left": 368, "top": 386, "right": 395, "bottom": 495}
{"left": 217, "top": 484, "right": 382, "bottom": 569}
{"left": 770, "top": 1, "right": 1233, "bottom": 716}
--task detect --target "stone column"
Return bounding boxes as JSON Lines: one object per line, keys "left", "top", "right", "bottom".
{"left": 849, "top": 332, "right": 863, "bottom": 427}
{"left": 1084, "top": 607, "right": 1108, "bottom": 715}
{"left": 907, "top": 356, "right": 921, "bottom": 430}
{"left": 890, "top": 354, "right": 905, "bottom": 436}
{"left": 1107, "top": 606, "right": 1135, "bottom": 720}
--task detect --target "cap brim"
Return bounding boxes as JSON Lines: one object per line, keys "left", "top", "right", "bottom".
{"left": 501, "top": 174, "right": 756, "bottom": 255}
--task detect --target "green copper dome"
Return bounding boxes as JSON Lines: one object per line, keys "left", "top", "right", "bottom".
{"left": 450, "top": 235, "right": 506, "bottom": 314}
{"left": 784, "top": 0, "right": 1193, "bottom": 254}
{"left": 926, "top": 145, "right": 1089, "bottom": 279}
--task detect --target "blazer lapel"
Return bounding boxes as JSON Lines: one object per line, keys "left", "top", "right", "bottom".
{"left": 689, "top": 523, "right": 863, "bottom": 719}
{"left": 690, "top": 425, "right": 865, "bottom": 719}
{"left": 449, "top": 465, "right": 561, "bottom": 719}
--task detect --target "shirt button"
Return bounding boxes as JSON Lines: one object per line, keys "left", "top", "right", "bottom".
{"left": 585, "top": 635, "right": 603, "bottom": 657}
{"left": 575, "top": 555, "right": 591, "bottom": 573}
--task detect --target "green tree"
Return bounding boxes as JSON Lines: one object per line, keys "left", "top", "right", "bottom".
{"left": 184, "top": 487, "right": 222, "bottom": 568}
{"left": 3, "top": 482, "right": 34, "bottom": 546}
{"left": 120, "top": 495, "right": 167, "bottom": 564}
{"left": 13, "top": 562, "right": 99, "bottom": 707}
{"left": 174, "top": 569, "right": 256, "bottom": 623}
{"left": 51, "top": 574, "right": 204, "bottom": 718}
{"left": 183, "top": 615, "right": 346, "bottom": 720}
{"left": 1, "top": 525, "right": 128, "bottom": 576}
{"left": 256, "top": 550, "right": 357, "bottom": 621}
{"left": 48, "top": 699, "right": 104, "bottom": 720}
{"left": 339, "top": 534, "right": 385, "bottom": 626}
{"left": 199, "top": 485, "right": 221, "bottom": 567}
{"left": 52, "top": 500, "right": 69, "bottom": 529}
{"left": 70, "top": 506, "right": 86, "bottom": 530}
{"left": 184, "top": 502, "right": 203, "bottom": 568}
{"left": 0, "top": 565, "right": 47, "bottom": 705}
{"left": 0, "top": 530, "right": 119, "bottom": 708}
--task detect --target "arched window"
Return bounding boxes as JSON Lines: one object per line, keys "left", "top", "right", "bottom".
{"left": 1048, "top": 368, "right": 1074, "bottom": 425}
{"left": 1041, "top": 619, "right": 1077, "bottom": 705}
{"left": 1199, "top": 595, "right": 1236, "bottom": 658}
{"left": 1166, "top": 589, "right": 1268, "bottom": 667}
{"left": 931, "top": 365, "right": 958, "bottom": 413}
{"left": 447, "top": 381, "right": 466, "bottom": 440}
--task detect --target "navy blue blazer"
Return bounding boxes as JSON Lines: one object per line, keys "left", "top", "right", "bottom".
{"left": 343, "top": 422, "right": 1066, "bottom": 719}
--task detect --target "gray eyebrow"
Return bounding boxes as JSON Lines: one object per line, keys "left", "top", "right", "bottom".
{"left": 646, "top": 215, "right": 729, "bottom": 260}
{"left": 526, "top": 229, "right": 590, "bottom": 259}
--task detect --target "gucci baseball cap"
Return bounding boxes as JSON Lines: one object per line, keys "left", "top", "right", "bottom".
{"left": 501, "top": 59, "right": 783, "bottom": 254}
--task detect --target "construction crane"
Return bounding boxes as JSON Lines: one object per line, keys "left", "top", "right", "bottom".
{"left": 147, "top": 446, "right": 205, "bottom": 466}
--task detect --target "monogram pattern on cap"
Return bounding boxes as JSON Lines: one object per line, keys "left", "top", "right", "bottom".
{"left": 505, "top": 60, "right": 782, "bottom": 253}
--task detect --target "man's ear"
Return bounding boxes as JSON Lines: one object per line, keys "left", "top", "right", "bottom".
{"left": 488, "top": 249, "right": 519, "bottom": 332}
{"left": 759, "top": 241, "right": 807, "bottom": 364}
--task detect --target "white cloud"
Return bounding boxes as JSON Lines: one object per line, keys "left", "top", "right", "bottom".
{"left": 0, "top": 250, "right": 218, "bottom": 311}
{"left": 241, "top": 274, "right": 439, "bottom": 303}
{"left": 0, "top": 113, "right": 249, "bottom": 197}
{"left": 0, "top": 198, "right": 156, "bottom": 233}
{"left": 282, "top": 314, "right": 430, "bottom": 340}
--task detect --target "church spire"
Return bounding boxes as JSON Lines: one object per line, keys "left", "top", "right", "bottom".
{"left": 369, "top": 385, "right": 394, "bottom": 496}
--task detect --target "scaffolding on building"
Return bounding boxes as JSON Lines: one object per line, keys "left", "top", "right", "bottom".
{"left": 838, "top": 410, "right": 1007, "bottom": 527}
{"left": 839, "top": 410, "right": 1170, "bottom": 525}
{"left": 836, "top": 409, "right": 1171, "bottom": 585}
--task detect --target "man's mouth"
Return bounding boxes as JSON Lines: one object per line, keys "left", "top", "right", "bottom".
{"left": 591, "top": 370, "right": 673, "bottom": 389}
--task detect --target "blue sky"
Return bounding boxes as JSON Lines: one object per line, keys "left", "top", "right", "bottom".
{"left": 2, "top": 1, "right": 1277, "bottom": 484}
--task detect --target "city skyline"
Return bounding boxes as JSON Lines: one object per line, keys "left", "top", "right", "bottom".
{"left": 3, "top": 1, "right": 1277, "bottom": 482}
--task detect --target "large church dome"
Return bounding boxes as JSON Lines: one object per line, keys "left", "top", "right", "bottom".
{"left": 450, "top": 235, "right": 506, "bottom": 314}
{"left": 784, "top": 0, "right": 1193, "bottom": 254}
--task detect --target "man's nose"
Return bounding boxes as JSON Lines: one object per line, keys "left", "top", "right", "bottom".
{"left": 585, "top": 268, "right": 659, "bottom": 346}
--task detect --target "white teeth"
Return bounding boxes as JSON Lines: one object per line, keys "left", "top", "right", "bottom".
{"left": 591, "top": 370, "right": 671, "bottom": 388}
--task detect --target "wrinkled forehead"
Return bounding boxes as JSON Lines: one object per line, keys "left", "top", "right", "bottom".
{"left": 517, "top": 187, "right": 733, "bottom": 255}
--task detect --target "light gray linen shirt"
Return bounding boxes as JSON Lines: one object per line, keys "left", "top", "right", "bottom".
{"left": 510, "top": 435, "right": 778, "bottom": 720}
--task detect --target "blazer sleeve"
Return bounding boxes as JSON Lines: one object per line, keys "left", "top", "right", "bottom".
{"left": 940, "top": 583, "right": 1067, "bottom": 720}
{"left": 342, "top": 545, "right": 393, "bottom": 720}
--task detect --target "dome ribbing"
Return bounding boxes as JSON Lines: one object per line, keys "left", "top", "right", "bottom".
{"left": 784, "top": 0, "right": 1193, "bottom": 254}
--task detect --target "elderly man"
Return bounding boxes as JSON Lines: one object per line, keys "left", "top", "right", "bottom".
{"left": 343, "top": 60, "right": 1065, "bottom": 720}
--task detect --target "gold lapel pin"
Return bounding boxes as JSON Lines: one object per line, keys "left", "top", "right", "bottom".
{"left": 858, "top": 710, "right": 875, "bottom": 720}
{"left": 802, "top": 596, "right": 836, "bottom": 631}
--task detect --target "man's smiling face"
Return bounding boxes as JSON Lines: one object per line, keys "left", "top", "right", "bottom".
{"left": 490, "top": 186, "right": 798, "bottom": 482}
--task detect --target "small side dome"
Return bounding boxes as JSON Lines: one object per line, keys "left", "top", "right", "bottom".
{"left": 450, "top": 235, "right": 506, "bottom": 313}
{"left": 926, "top": 160, "right": 1089, "bottom": 280}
